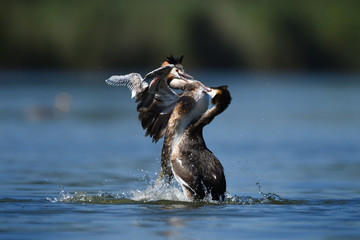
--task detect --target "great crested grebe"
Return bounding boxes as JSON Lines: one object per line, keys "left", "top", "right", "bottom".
{"left": 106, "top": 55, "right": 192, "bottom": 142}
{"left": 106, "top": 55, "right": 231, "bottom": 201}
{"left": 162, "top": 82, "right": 231, "bottom": 201}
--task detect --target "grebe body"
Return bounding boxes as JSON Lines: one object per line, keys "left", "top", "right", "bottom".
{"left": 106, "top": 56, "right": 231, "bottom": 201}
{"left": 162, "top": 83, "right": 231, "bottom": 201}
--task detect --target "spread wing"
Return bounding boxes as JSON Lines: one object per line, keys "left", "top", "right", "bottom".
{"left": 105, "top": 65, "right": 180, "bottom": 142}
{"left": 105, "top": 73, "right": 148, "bottom": 98}
{"left": 138, "top": 64, "right": 180, "bottom": 142}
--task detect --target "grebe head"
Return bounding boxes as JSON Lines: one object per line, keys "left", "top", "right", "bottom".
{"left": 207, "top": 86, "right": 232, "bottom": 106}
{"left": 162, "top": 55, "right": 193, "bottom": 90}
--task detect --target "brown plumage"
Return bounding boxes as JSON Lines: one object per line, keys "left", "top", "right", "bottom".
{"left": 135, "top": 56, "right": 191, "bottom": 142}
{"left": 106, "top": 56, "right": 231, "bottom": 201}
{"left": 161, "top": 83, "right": 231, "bottom": 201}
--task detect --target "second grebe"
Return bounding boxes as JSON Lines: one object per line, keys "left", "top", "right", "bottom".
{"left": 162, "top": 84, "right": 232, "bottom": 201}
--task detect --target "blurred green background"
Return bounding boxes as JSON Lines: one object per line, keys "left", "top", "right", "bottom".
{"left": 1, "top": 0, "right": 359, "bottom": 72}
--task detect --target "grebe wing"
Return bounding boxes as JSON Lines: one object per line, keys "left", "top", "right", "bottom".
{"left": 144, "top": 64, "right": 178, "bottom": 102}
{"left": 138, "top": 64, "right": 180, "bottom": 142}
{"left": 144, "top": 64, "right": 174, "bottom": 82}
{"left": 105, "top": 73, "right": 148, "bottom": 99}
{"left": 105, "top": 65, "right": 180, "bottom": 142}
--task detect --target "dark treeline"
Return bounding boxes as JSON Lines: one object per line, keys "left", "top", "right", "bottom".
{"left": 1, "top": 1, "right": 359, "bottom": 72}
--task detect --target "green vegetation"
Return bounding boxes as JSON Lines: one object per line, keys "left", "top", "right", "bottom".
{"left": 1, "top": 1, "right": 359, "bottom": 71}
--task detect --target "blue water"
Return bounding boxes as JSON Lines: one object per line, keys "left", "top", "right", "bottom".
{"left": 1, "top": 71, "right": 360, "bottom": 239}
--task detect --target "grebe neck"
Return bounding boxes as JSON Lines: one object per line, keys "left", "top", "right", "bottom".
{"left": 164, "top": 88, "right": 209, "bottom": 154}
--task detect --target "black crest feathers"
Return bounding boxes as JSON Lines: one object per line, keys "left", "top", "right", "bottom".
{"left": 166, "top": 55, "right": 184, "bottom": 65}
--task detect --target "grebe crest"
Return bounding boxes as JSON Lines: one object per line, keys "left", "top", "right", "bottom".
{"left": 160, "top": 55, "right": 193, "bottom": 90}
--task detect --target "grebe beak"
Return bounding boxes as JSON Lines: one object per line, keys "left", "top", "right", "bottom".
{"left": 198, "top": 82, "right": 211, "bottom": 94}
{"left": 206, "top": 87, "right": 219, "bottom": 98}
{"left": 179, "top": 71, "right": 193, "bottom": 80}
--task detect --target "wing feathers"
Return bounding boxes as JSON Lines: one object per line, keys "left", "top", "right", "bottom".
{"left": 105, "top": 66, "right": 180, "bottom": 142}
{"left": 105, "top": 73, "right": 148, "bottom": 98}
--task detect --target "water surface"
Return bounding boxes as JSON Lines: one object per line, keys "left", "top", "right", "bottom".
{"left": 1, "top": 72, "right": 360, "bottom": 239}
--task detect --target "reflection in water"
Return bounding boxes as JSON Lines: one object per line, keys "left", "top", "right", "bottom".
{"left": 155, "top": 217, "right": 185, "bottom": 238}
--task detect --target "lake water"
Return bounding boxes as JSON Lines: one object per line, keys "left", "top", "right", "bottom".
{"left": 1, "top": 71, "right": 360, "bottom": 239}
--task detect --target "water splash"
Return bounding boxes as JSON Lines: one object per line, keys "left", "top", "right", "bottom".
{"left": 222, "top": 183, "right": 284, "bottom": 205}
{"left": 47, "top": 181, "right": 286, "bottom": 205}
{"left": 131, "top": 178, "right": 188, "bottom": 202}
{"left": 47, "top": 180, "right": 188, "bottom": 204}
{"left": 256, "top": 182, "right": 283, "bottom": 203}
{"left": 47, "top": 186, "right": 134, "bottom": 204}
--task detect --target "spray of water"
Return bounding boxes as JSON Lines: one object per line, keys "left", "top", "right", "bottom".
{"left": 47, "top": 173, "right": 284, "bottom": 205}
{"left": 130, "top": 178, "right": 189, "bottom": 202}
